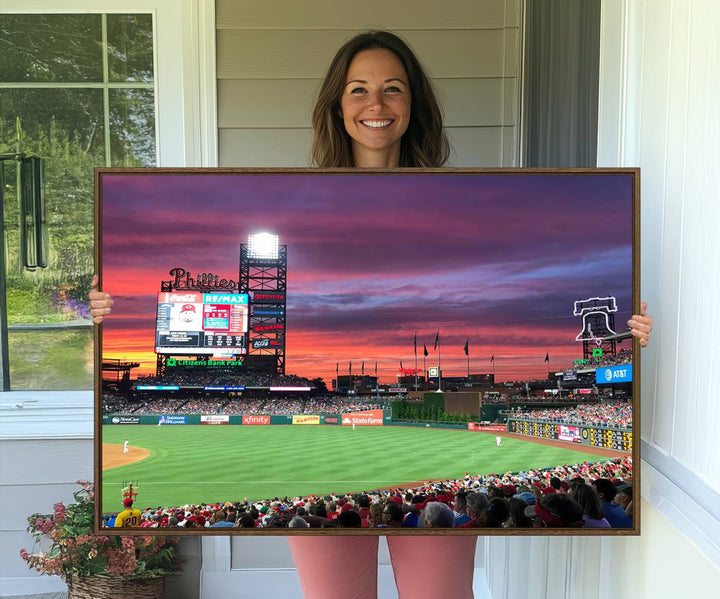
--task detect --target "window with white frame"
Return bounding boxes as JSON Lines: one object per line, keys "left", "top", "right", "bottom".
{"left": 0, "top": 13, "right": 156, "bottom": 390}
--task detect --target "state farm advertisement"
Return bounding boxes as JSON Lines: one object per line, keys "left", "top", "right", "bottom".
{"left": 293, "top": 415, "right": 320, "bottom": 425}
{"left": 201, "top": 415, "right": 229, "bottom": 425}
{"left": 467, "top": 423, "right": 506, "bottom": 432}
{"left": 242, "top": 415, "right": 270, "bottom": 425}
{"left": 342, "top": 409, "right": 384, "bottom": 426}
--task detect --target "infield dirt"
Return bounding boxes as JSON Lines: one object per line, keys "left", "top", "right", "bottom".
{"left": 103, "top": 443, "right": 151, "bottom": 470}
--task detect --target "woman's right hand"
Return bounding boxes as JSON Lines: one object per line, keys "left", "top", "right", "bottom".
{"left": 89, "top": 274, "right": 114, "bottom": 324}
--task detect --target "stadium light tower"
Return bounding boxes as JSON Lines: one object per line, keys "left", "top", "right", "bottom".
{"left": 240, "top": 232, "right": 287, "bottom": 375}
{"left": 247, "top": 232, "right": 279, "bottom": 260}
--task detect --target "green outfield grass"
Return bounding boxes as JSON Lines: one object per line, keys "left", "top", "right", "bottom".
{"left": 101, "top": 425, "right": 610, "bottom": 512}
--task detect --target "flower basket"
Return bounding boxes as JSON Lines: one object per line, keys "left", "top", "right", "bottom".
{"left": 20, "top": 481, "right": 182, "bottom": 595}
{"left": 67, "top": 574, "right": 164, "bottom": 599}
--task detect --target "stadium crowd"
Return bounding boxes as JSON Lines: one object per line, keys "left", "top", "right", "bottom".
{"left": 104, "top": 394, "right": 388, "bottom": 416}
{"left": 514, "top": 402, "right": 632, "bottom": 429}
{"left": 135, "top": 371, "right": 314, "bottom": 388}
{"left": 106, "top": 457, "right": 633, "bottom": 530}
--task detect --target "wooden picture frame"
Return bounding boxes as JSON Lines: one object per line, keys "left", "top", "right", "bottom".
{"left": 95, "top": 167, "right": 639, "bottom": 536}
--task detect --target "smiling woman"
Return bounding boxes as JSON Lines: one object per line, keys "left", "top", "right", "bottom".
{"left": 340, "top": 48, "right": 412, "bottom": 167}
{"left": 311, "top": 30, "right": 448, "bottom": 168}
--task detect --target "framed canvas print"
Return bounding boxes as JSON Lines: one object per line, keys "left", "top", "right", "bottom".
{"left": 95, "top": 168, "right": 639, "bottom": 536}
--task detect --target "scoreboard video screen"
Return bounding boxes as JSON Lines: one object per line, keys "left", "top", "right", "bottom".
{"left": 155, "top": 292, "right": 249, "bottom": 355}
{"left": 510, "top": 420, "right": 632, "bottom": 452}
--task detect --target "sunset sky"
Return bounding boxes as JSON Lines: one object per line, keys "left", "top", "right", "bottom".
{"left": 100, "top": 171, "right": 634, "bottom": 384}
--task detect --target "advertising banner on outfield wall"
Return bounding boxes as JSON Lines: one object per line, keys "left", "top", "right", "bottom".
{"left": 158, "top": 415, "right": 188, "bottom": 425}
{"left": 242, "top": 415, "right": 271, "bottom": 425}
{"left": 201, "top": 415, "right": 229, "bottom": 425}
{"left": 323, "top": 416, "right": 339, "bottom": 424}
{"left": 293, "top": 415, "right": 320, "bottom": 425}
{"left": 110, "top": 415, "right": 141, "bottom": 424}
{"left": 341, "top": 409, "right": 384, "bottom": 426}
{"left": 558, "top": 425, "right": 582, "bottom": 442}
{"left": 467, "top": 423, "right": 506, "bottom": 432}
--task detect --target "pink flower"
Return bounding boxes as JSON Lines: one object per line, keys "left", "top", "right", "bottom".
{"left": 121, "top": 537, "right": 135, "bottom": 549}
{"left": 53, "top": 502, "right": 66, "bottom": 522}
{"left": 106, "top": 547, "right": 137, "bottom": 576}
{"left": 34, "top": 518, "right": 53, "bottom": 535}
{"left": 19, "top": 548, "right": 29, "bottom": 562}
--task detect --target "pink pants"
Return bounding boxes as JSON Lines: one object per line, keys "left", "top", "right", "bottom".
{"left": 288, "top": 535, "right": 477, "bottom": 599}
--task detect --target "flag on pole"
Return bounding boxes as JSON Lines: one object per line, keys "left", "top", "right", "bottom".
{"left": 413, "top": 332, "right": 417, "bottom": 356}
{"left": 336, "top": 362, "right": 339, "bottom": 375}
{"left": 362, "top": 361, "right": 365, "bottom": 375}
{"left": 400, "top": 360, "right": 403, "bottom": 369}
{"left": 463, "top": 339, "right": 469, "bottom": 356}
{"left": 544, "top": 352, "right": 549, "bottom": 362}
{"left": 423, "top": 343, "right": 428, "bottom": 357}
{"left": 433, "top": 331, "right": 439, "bottom": 350}
{"left": 491, "top": 354, "right": 494, "bottom": 362}
{"left": 349, "top": 361, "right": 352, "bottom": 375}
{"left": 375, "top": 362, "right": 378, "bottom": 375}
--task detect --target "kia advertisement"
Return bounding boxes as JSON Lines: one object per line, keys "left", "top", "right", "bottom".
{"left": 251, "top": 338, "right": 284, "bottom": 349}
{"left": 242, "top": 415, "right": 270, "bottom": 425}
{"left": 341, "top": 409, "right": 384, "bottom": 426}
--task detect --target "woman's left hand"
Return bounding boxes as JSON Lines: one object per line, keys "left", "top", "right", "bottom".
{"left": 628, "top": 301, "right": 653, "bottom": 348}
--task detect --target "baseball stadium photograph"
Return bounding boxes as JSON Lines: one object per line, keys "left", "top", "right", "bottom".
{"left": 97, "top": 169, "right": 638, "bottom": 533}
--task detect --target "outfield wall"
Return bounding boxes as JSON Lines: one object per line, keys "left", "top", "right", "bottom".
{"left": 391, "top": 421, "right": 468, "bottom": 430}
{"left": 507, "top": 417, "right": 632, "bottom": 452}
{"left": 103, "top": 410, "right": 389, "bottom": 427}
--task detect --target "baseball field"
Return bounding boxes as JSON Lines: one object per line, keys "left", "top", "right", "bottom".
{"left": 101, "top": 424, "right": 622, "bottom": 512}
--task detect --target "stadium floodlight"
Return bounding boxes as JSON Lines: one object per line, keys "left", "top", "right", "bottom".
{"left": 247, "top": 232, "right": 279, "bottom": 259}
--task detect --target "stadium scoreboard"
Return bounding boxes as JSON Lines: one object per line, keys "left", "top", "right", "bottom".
{"left": 582, "top": 427, "right": 632, "bottom": 451}
{"left": 155, "top": 291, "right": 249, "bottom": 355}
{"left": 509, "top": 419, "right": 632, "bottom": 452}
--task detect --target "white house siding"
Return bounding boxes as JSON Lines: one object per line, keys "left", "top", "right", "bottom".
{"left": 485, "top": 1, "right": 720, "bottom": 597}
{"left": 216, "top": 0, "right": 522, "bottom": 167}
